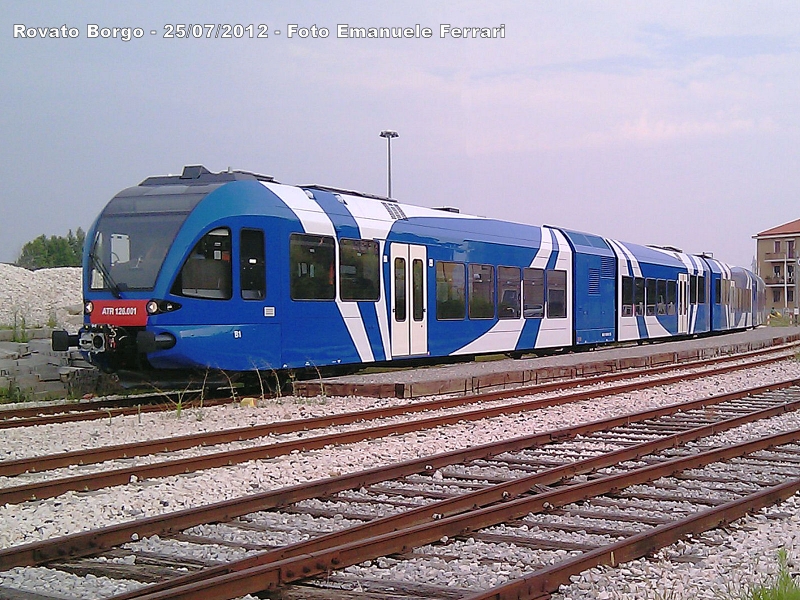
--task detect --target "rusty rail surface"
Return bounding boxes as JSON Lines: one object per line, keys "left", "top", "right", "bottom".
{"left": 1, "top": 354, "right": 796, "bottom": 505}
{"left": 2, "top": 379, "right": 798, "bottom": 592}
{"left": 117, "top": 425, "right": 800, "bottom": 600}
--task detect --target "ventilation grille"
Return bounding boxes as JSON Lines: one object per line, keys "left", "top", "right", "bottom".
{"left": 588, "top": 268, "right": 601, "bottom": 295}
{"left": 382, "top": 202, "right": 407, "bottom": 220}
{"left": 601, "top": 256, "right": 616, "bottom": 279}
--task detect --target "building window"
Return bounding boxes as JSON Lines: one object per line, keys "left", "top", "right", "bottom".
{"left": 774, "top": 265, "right": 782, "bottom": 278}
{"left": 773, "top": 289, "right": 782, "bottom": 303}
{"left": 789, "top": 240, "right": 796, "bottom": 259}
{"left": 789, "top": 288, "right": 795, "bottom": 303}
{"left": 775, "top": 240, "right": 782, "bottom": 253}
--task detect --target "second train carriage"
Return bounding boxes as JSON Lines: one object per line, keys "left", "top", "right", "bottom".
{"left": 53, "top": 166, "right": 766, "bottom": 374}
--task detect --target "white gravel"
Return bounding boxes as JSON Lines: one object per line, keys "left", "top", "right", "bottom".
{"left": 1, "top": 359, "right": 800, "bottom": 599}
{"left": 0, "top": 263, "right": 83, "bottom": 331}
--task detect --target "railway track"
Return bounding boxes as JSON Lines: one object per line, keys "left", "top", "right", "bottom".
{"left": 1, "top": 350, "right": 797, "bottom": 506}
{"left": 0, "top": 342, "right": 797, "bottom": 430}
{"left": 2, "top": 379, "right": 800, "bottom": 599}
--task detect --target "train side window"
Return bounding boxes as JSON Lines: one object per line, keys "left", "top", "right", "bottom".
{"left": 340, "top": 239, "right": 380, "bottom": 301}
{"left": 469, "top": 264, "right": 495, "bottom": 319}
{"left": 436, "top": 261, "right": 465, "bottom": 320}
{"left": 289, "top": 233, "right": 335, "bottom": 300}
{"left": 690, "top": 275, "right": 698, "bottom": 304}
{"left": 715, "top": 279, "right": 721, "bottom": 304}
{"left": 240, "top": 229, "right": 265, "bottom": 300}
{"left": 666, "top": 280, "right": 676, "bottom": 315}
{"left": 634, "top": 277, "right": 644, "bottom": 316}
{"left": 523, "top": 268, "right": 544, "bottom": 319}
{"left": 697, "top": 275, "right": 706, "bottom": 304}
{"left": 621, "top": 276, "right": 634, "bottom": 317}
{"left": 394, "top": 258, "right": 406, "bottom": 322}
{"left": 645, "top": 278, "right": 657, "bottom": 316}
{"left": 412, "top": 259, "right": 424, "bottom": 321}
{"left": 498, "top": 266, "right": 521, "bottom": 319}
{"left": 546, "top": 269, "right": 567, "bottom": 318}
{"left": 656, "top": 279, "right": 667, "bottom": 315}
{"left": 172, "top": 227, "right": 232, "bottom": 300}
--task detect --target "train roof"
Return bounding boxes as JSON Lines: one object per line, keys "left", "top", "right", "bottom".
{"left": 140, "top": 165, "right": 276, "bottom": 186}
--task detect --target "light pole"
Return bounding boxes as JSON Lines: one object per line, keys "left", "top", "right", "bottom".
{"left": 379, "top": 130, "right": 398, "bottom": 199}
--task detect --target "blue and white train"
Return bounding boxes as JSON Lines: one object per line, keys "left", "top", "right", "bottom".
{"left": 52, "top": 165, "right": 766, "bottom": 375}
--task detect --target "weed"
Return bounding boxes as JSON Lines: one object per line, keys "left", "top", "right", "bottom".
{"left": 744, "top": 548, "right": 800, "bottom": 600}
{"left": 0, "top": 379, "right": 31, "bottom": 404}
{"left": 11, "top": 310, "right": 29, "bottom": 343}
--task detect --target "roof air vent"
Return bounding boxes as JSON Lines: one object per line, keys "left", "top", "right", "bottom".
{"left": 181, "top": 165, "right": 212, "bottom": 179}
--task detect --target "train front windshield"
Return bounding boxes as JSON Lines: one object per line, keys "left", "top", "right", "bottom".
{"left": 88, "top": 186, "right": 215, "bottom": 292}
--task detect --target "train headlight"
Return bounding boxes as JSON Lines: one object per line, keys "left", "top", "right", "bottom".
{"left": 84, "top": 301, "right": 94, "bottom": 315}
{"left": 146, "top": 300, "right": 160, "bottom": 315}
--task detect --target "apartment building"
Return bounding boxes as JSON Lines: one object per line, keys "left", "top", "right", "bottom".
{"left": 753, "top": 218, "right": 800, "bottom": 315}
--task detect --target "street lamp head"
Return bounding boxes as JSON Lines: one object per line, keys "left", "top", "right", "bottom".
{"left": 380, "top": 130, "right": 399, "bottom": 139}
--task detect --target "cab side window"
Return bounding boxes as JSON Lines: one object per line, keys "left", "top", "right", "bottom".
{"left": 172, "top": 227, "right": 232, "bottom": 299}
{"left": 240, "top": 229, "right": 266, "bottom": 300}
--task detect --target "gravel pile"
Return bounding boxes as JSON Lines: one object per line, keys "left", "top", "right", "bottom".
{"left": 0, "top": 263, "right": 82, "bottom": 331}
{"left": 2, "top": 360, "right": 800, "bottom": 599}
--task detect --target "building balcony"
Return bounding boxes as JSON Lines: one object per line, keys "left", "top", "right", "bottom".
{"left": 765, "top": 276, "right": 795, "bottom": 286}
{"left": 764, "top": 250, "right": 797, "bottom": 261}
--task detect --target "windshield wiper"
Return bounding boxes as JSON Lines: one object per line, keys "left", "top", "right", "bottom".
{"left": 89, "top": 234, "right": 123, "bottom": 299}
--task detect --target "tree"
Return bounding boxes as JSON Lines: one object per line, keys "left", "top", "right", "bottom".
{"left": 15, "top": 228, "right": 85, "bottom": 269}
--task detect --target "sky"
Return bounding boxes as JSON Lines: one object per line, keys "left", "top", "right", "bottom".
{"left": 1, "top": 1, "right": 798, "bottom": 269}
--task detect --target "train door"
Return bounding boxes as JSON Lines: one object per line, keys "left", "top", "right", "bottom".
{"left": 389, "top": 243, "right": 428, "bottom": 357}
{"left": 677, "top": 273, "right": 689, "bottom": 334}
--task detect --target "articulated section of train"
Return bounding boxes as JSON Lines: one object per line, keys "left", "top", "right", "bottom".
{"left": 52, "top": 165, "right": 765, "bottom": 374}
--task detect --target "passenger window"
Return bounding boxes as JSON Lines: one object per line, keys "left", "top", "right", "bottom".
{"left": 412, "top": 259, "right": 424, "bottom": 322}
{"left": 469, "top": 264, "right": 495, "bottom": 319}
{"left": 289, "top": 233, "right": 335, "bottom": 300}
{"left": 546, "top": 269, "right": 567, "bottom": 318}
{"left": 645, "top": 278, "right": 657, "bottom": 316}
{"left": 240, "top": 229, "right": 265, "bottom": 300}
{"left": 394, "top": 257, "right": 406, "bottom": 322}
{"left": 172, "top": 227, "right": 232, "bottom": 300}
{"left": 634, "top": 277, "right": 644, "bottom": 316}
{"left": 621, "top": 276, "right": 634, "bottom": 317}
{"left": 436, "top": 261, "right": 465, "bottom": 320}
{"left": 697, "top": 275, "right": 706, "bottom": 304}
{"left": 523, "top": 268, "right": 544, "bottom": 319}
{"left": 498, "top": 266, "right": 521, "bottom": 319}
{"left": 715, "top": 279, "right": 721, "bottom": 304}
{"left": 690, "top": 275, "right": 698, "bottom": 304}
{"left": 656, "top": 280, "right": 667, "bottom": 315}
{"left": 666, "top": 280, "right": 676, "bottom": 315}
{"left": 340, "top": 239, "right": 380, "bottom": 301}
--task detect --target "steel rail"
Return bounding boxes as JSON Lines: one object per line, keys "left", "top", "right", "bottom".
{"left": 2, "top": 356, "right": 796, "bottom": 505}
{"left": 1, "top": 342, "right": 794, "bottom": 430}
{"left": 465, "top": 477, "right": 800, "bottom": 599}
{"left": 1, "top": 377, "right": 797, "bottom": 572}
{"left": 121, "top": 426, "right": 800, "bottom": 600}
{"left": 2, "top": 348, "right": 792, "bottom": 478}
{"left": 105, "top": 386, "right": 800, "bottom": 600}
{"left": 0, "top": 396, "right": 234, "bottom": 430}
